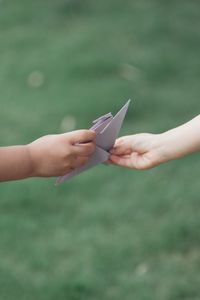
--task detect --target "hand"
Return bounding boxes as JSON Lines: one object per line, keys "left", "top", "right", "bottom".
{"left": 28, "top": 130, "right": 96, "bottom": 177}
{"left": 109, "top": 133, "right": 166, "bottom": 170}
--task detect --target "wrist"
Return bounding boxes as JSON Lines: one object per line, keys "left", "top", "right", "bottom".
{"left": 144, "top": 133, "right": 171, "bottom": 166}
{"left": 156, "top": 131, "right": 181, "bottom": 164}
{"left": 155, "top": 133, "right": 171, "bottom": 164}
{"left": 26, "top": 144, "right": 38, "bottom": 177}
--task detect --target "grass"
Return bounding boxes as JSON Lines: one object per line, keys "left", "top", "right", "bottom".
{"left": 1, "top": 0, "right": 200, "bottom": 299}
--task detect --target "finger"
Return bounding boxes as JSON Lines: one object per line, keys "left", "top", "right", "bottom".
{"left": 73, "top": 142, "right": 95, "bottom": 156}
{"left": 110, "top": 138, "right": 132, "bottom": 155}
{"left": 109, "top": 137, "right": 124, "bottom": 153}
{"left": 109, "top": 154, "right": 133, "bottom": 168}
{"left": 68, "top": 130, "right": 96, "bottom": 144}
{"left": 110, "top": 147, "right": 132, "bottom": 156}
{"left": 113, "top": 136, "right": 132, "bottom": 147}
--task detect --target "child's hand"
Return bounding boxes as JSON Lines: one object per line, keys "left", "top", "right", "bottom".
{"left": 110, "top": 115, "right": 200, "bottom": 170}
{"left": 109, "top": 133, "right": 165, "bottom": 170}
{"left": 28, "top": 130, "right": 96, "bottom": 177}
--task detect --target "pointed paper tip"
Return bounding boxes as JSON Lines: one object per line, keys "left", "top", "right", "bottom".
{"left": 118, "top": 99, "right": 131, "bottom": 112}
{"left": 116, "top": 99, "right": 131, "bottom": 115}
{"left": 122, "top": 99, "right": 131, "bottom": 111}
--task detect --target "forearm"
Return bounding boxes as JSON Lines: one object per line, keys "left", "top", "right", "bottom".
{"left": 159, "top": 115, "right": 200, "bottom": 162}
{"left": 0, "top": 145, "right": 33, "bottom": 181}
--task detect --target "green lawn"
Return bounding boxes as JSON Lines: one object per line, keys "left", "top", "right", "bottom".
{"left": 1, "top": 0, "right": 200, "bottom": 299}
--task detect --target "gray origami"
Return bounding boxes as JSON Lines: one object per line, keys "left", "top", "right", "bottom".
{"left": 56, "top": 100, "right": 131, "bottom": 184}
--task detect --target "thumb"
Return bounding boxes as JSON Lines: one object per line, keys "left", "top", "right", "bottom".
{"left": 110, "top": 137, "right": 132, "bottom": 155}
{"left": 67, "top": 130, "right": 96, "bottom": 144}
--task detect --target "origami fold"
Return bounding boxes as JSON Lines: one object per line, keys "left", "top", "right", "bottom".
{"left": 56, "top": 100, "right": 131, "bottom": 184}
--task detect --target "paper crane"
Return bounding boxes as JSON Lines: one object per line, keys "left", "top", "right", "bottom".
{"left": 56, "top": 100, "right": 131, "bottom": 184}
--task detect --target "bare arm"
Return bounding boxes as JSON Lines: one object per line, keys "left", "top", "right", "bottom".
{"left": 0, "top": 130, "right": 96, "bottom": 182}
{"left": 0, "top": 145, "right": 33, "bottom": 181}
{"left": 159, "top": 115, "right": 200, "bottom": 161}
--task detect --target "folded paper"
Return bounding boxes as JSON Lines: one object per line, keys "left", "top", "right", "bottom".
{"left": 56, "top": 100, "right": 131, "bottom": 184}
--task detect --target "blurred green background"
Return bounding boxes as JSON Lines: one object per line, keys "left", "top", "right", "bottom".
{"left": 1, "top": 0, "right": 200, "bottom": 299}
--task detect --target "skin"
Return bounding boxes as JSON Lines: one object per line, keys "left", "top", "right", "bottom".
{"left": 110, "top": 115, "right": 200, "bottom": 170}
{"left": 0, "top": 130, "right": 96, "bottom": 182}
